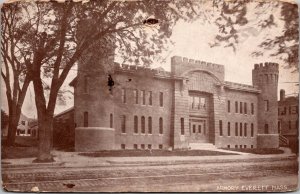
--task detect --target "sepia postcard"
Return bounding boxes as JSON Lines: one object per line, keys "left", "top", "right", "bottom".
{"left": 1, "top": 0, "right": 299, "bottom": 192}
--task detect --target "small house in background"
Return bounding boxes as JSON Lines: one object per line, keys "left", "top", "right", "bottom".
{"left": 16, "top": 113, "right": 37, "bottom": 137}
{"left": 278, "top": 89, "right": 299, "bottom": 153}
{"left": 53, "top": 107, "right": 75, "bottom": 149}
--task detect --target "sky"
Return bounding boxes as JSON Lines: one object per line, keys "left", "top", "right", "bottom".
{"left": 1, "top": 0, "right": 299, "bottom": 118}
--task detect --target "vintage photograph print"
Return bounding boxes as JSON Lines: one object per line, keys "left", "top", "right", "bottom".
{"left": 1, "top": 0, "right": 299, "bottom": 192}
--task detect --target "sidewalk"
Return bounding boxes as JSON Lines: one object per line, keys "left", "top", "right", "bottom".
{"left": 2, "top": 148, "right": 296, "bottom": 169}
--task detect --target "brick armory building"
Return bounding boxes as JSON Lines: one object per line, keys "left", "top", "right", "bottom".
{"left": 71, "top": 56, "right": 280, "bottom": 152}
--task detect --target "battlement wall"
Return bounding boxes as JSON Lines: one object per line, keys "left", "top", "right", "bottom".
{"left": 113, "top": 62, "right": 171, "bottom": 78}
{"left": 171, "top": 56, "right": 225, "bottom": 81}
{"left": 253, "top": 62, "right": 279, "bottom": 72}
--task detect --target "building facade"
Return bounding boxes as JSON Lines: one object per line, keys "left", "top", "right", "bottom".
{"left": 71, "top": 56, "right": 280, "bottom": 151}
{"left": 278, "top": 89, "right": 299, "bottom": 153}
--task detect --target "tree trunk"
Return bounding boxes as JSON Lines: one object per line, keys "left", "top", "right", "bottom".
{"left": 32, "top": 73, "right": 56, "bottom": 162}
{"left": 33, "top": 113, "right": 54, "bottom": 162}
{"left": 6, "top": 113, "right": 19, "bottom": 146}
{"left": 5, "top": 77, "right": 31, "bottom": 146}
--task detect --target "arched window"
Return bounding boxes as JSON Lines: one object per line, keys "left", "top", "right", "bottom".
{"left": 148, "top": 117, "right": 152, "bottom": 134}
{"left": 159, "top": 117, "right": 163, "bottom": 134}
{"left": 141, "top": 116, "right": 145, "bottom": 133}
{"left": 134, "top": 116, "right": 138, "bottom": 133}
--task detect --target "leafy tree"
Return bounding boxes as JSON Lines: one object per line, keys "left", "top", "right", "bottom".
{"left": 1, "top": 0, "right": 201, "bottom": 162}
{"left": 1, "top": 3, "right": 32, "bottom": 146}
{"left": 210, "top": 1, "right": 298, "bottom": 69}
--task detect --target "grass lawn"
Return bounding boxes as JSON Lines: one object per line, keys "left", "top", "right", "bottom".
{"left": 223, "top": 148, "right": 284, "bottom": 155}
{"left": 2, "top": 146, "right": 38, "bottom": 159}
{"left": 2, "top": 136, "right": 38, "bottom": 159}
{"left": 79, "top": 149, "right": 238, "bottom": 157}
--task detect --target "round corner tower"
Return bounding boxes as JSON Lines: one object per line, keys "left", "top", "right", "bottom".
{"left": 252, "top": 62, "right": 279, "bottom": 148}
{"left": 74, "top": 39, "right": 116, "bottom": 152}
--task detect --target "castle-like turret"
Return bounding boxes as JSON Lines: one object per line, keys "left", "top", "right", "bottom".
{"left": 252, "top": 62, "right": 279, "bottom": 148}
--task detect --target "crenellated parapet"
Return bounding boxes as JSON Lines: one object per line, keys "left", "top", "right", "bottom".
{"left": 252, "top": 62, "right": 279, "bottom": 86}
{"left": 171, "top": 56, "right": 225, "bottom": 82}
{"left": 113, "top": 62, "right": 171, "bottom": 78}
{"left": 253, "top": 62, "right": 279, "bottom": 72}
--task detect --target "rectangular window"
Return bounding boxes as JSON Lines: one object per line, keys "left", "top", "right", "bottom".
{"left": 134, "top": 116, "right": 138, "bottom": 133}
{"left": 121, "top": 115, "right": 126, "bottom": 133}
{"left": 235, "top": 122, "right": 238, "bottom": 136}
{"left": 284, "top": 107, "right": 287, "bottom": 115}
{"left": 134, "top": 144, "right": 138, "bottom": 149}
{"left": 159, "top": 92, "right": 163, "bottom": 107}
{"left": 235, "top": 145, "right": 238, "bottom": 148}
{"left": 121, "top": 144, "right": 125, "bottom": 149}
{"left": 180, "top": 118, "right": 185, "bottom": 135}
{"left": 264, "top": 124, "right": 269, "bottom": 134}
{"left": 219, "top": 120, "right": 223, "bottom": 136}
{"left": 83, "top": 112, "right": 88, "bottom": 127}
{"left": 141, "top": 90, "right": 146, "bottom": 105}
{"left": 141, "top": 116, "right": 145, "bottom": 134}
{"left": 159, "top": 144, "right": 163, "bottom": 149}
{"left": 110, "top": 113, "right": 113, "bottom": 128}
{"left": 264, "top": 100, "right": 269, "bottom": 111}
{"left": 122, "top": 89, "right": 126, "bottom": 103}
{"left": 227, "top": 122, "right": 231, "bottom": 136}
{"left": 244, "top": 145, "right": 247, "bottom": 148}
{"left": 244, "top": 102, "right": 247, "bottom": 114}
{"left": 227, "top": 100, "right": 230, "bottom": 113}
{"left": 204, "top": 122, "right": 206, "bottom": 134}
{"left": 227, "top": 145, "right": 230, "bottom": 148}
{"left": 296, "top": 120, "right": 299, "bottom": 129}
{"left": 84, "top": 76, "right": 89, "bottom": 93}
{"left": 148, "top": 117, "right": 152, "bottom": 134}
{"left": 148, "top": 144, "right": 152, "bottom": 149}
{"left": 196, "top": 97, "right": 201, "bottom": 109}
{"left": 134, "top": 89, "right": 138, "bottom": 104}
{"left": 251, "top": 145, "right": 254, "bottom": 149}
{"left": 240, "top": 123, "right": 243, "bottom": 137}
{"left": 289, "top": 106, "right": 292, "bottom": 114}
{"left": 141, "top": 144, "right": 145, "bottom": 149}
{"left": 159, "top": 117, "right": 163, "bottom": 134}
{"left": 235, "top": 101, "right": 238, "bottom": 113}
{"left": 251, "top": 123, "right": 254, "bottom": 137}
{"left": 251, "top": 103, "right": 254, "bottom": 114}
{"left": 198, "top": 125, "right": 201, "bottom": 133}
{"left": 193, "top": 125, "right": 196, "bottom": 133}
{"left": 148, "top": 91, "right": 152, "bottom": 106}
{"left": 200, "top": 98, "right": 206, "bottom": 109}
{"left": 240, "top": 102, "right": 243, "bottom": 114}
{"left": 244, "top": 123, "right": 247, "bottom": 137}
